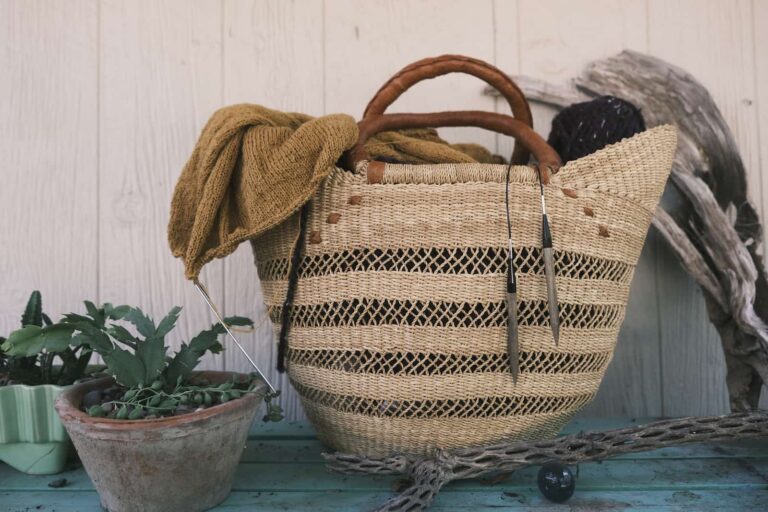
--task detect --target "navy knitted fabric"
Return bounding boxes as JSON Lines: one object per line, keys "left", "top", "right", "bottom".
{"left": 548, "top": 96, "right": 646, "bottom": 163}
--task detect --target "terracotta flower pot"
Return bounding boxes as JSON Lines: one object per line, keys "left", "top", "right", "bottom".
{"left": 55, "top": 371, "right": 267, "bottom": 512}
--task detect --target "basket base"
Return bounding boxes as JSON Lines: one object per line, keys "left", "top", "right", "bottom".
{"left": 302, "top": 398, "right": 576, "bottom": 457}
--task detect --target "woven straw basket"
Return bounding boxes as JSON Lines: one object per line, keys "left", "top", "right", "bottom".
{"left": 252, "top": 56, "right": 677, "bottom": 456}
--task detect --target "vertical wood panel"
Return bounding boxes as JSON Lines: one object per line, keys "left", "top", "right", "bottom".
{"left": 511, "top": 0, "right": 647, "bottom": 156}
{"left": 648, "top": 0, "right": 759, "bottom": 415}
{"left": 649, "top": 0, "right": 761, "bottom": 218}
{"left": 492, "top": 0, "right": 521, "bottom": 157}
{"left": 0, "top": 0, "right": 98, "bottom": 333}
{"left": 511, "top": 0, "right": 662, "bottom": 417}
{"left": 325, "top": 0, "right": 497, "bottom": 150}
{"left": 581, "top": 233, "right": 666, "bottom": 417}
{"left": 753, "top": 0, "right": 768, "bottom": 409}
{"left": 222, "top": 0, "right": 326, "bottom": 419}
{"left": 2, "top": 0, "right": 763, "bottom": 418}
{"left": 99, "top": 0, "right": 225, "bottom": 367}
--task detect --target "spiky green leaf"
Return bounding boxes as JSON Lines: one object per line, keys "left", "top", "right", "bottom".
{"left": 123, "top": 308, "right": 155, "bottom": 338}
{"left": 104, "top": 347, "right": 146, "bottom": 387}
{"left": 2, "top": 326, "right": 44, "bottom": 356}
{"left": 84, "top": 301, "right": 99, "bottom": 318}
{"left": 187, "top": 315, "right": 251, "bottom": 355}
{"left": 62, "top": 313, "right": 93, "bottom": 324}
{"left": 74, "top": 322, "right": 115, "bottom": 354}
{"left": 1, "top": 324, "right": 75, "bottom": 357}
{"left": 104, "top": 304, "right": 131, "bottom": 320}
{"left": 155, "top": 306, "right": 182, "bottom": 338}
{"left": 222, "top": 316, "right": 254, "bottom": 328}
{"left": 136, "top": 337, "right": 167, "bottom": 381}
{"left": 41, "top": 324, "right": 76, "bottom": 353}
{"left": 164, "top": 344, "right": 200, "bottom": 387}
{"left": 188, "top": 329, "right": 220, "bottom": 354}
{"left": 83, "top": 301, "right": 106, "bottom": 327}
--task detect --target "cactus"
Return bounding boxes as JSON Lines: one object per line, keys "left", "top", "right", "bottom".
{"left": 20, "top": 290, "right": 43, "bottom": 327}
{"left": 0, "top": 291, "right": 94, "bottom": 386}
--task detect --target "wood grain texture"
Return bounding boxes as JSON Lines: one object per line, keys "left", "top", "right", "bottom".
{"left": 509, "top": 0, "right": 646, "bottom": 156}
{"left": 221, "top": 0, "right": 326, "bottom": 419}
{"left": 98, "top": 0, "right": 225, "bottom": 369}
{"left": 581, "top": 233, "right": 664, "bottom": 417}
{"left": 325, "top": 0, "right": 497, "bottom": 150}
{"left": 647, "top": 0, "right": 760, "bottom": 415}
{"left": 0, "top": 0, "right": 98, "bottom": 334}
{"left": 2, "top": 0, "right": 766, "bottom": 419}
{"left": 324, "top": 411, "right": 768, "bottom": 511}
{"left": 4, "top": 489, "right": 768, "bottom": 512}
{"left": 492, "top": 0, "right": 523, "bottom": 158}
{"left": 754, "top": 0, "right": 768, "bottom": 411}
{"left": 2, "top": 419, "right": 768, "bottom": 511}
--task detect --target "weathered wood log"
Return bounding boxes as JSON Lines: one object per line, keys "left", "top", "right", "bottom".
{"left": 485, "top": 50, "right": 768, "bottom": 410}
{"left": 324, "top": 410, "right": 768, "bottom": 511}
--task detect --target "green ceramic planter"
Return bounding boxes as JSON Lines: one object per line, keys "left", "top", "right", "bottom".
{"left": 0, "top": 384, "right": 70, "bottom": 475}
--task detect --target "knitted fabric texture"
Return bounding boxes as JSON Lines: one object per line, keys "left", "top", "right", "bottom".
{"left": 548, "top": 96, "right": 646, "bottom": 163}
{"left": 168, "top": 104, "right": 501, "bottom": 279}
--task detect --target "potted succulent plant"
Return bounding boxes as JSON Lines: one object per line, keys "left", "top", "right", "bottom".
{"left": 3, "top": 301, "right": 280, "bottom": 512}
{"left": 0, "top": 291, "right": 96, "bottom": 475}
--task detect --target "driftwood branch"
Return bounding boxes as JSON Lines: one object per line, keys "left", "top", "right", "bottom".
{"left": 486, "top": 50, "right": 768, "bottom": 410}
{"left": 651, "top": 207, "right": 725, "bottom": 309}
{"left": 497, "top": 75, "right": 588, "bottom": 109}
{"left": 324, "top": 411, "right": 768, "bottom": 511}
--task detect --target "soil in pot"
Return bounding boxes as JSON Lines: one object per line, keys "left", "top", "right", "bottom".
{"left": 80, "top": 375, "right": 259, "bottom": 420}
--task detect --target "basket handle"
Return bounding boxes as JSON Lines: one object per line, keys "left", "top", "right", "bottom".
{"left": 362, "top": 54, "right": 534, "bottom": 164}
{"left": 344, "top": 111, "right": 562, "bottom": 184}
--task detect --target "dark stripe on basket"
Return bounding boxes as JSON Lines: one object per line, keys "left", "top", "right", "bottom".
{"left": 257, "top": 246, "right": 633, "bottom": 283}
{"left": 287, "top": 349, "right": 611, "bottom": 376}
{"left": 293, "top": 382, "right": 595, "bottom": 419}
{"left": 269, "top": 298, "right": 624, "bottom": 329}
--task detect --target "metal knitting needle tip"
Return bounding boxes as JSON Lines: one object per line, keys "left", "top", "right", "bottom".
{"left": 507, "top": 240, "right": 520, "bottom": 383}
{"left": 507, "top": 291, "right": 520, "bottom": 383}
{"left": 539, "top": 179, "right": 560, "bottom": 346}
{"left": 542, "top": 244, "right": 560, "bottom": 345}
{"left": 194, "top": 282, "right": 277, "bottom": 393}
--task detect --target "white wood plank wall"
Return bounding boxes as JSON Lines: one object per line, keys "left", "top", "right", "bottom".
{"left": 2, "top": 0, "right": 766, "bottom": 418}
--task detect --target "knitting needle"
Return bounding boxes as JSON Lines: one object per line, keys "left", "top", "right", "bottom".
{"left": 506, "top": 239, "right": 520, "bottom": 382}
{"left": 194, "top": 281, "right": 277, "bottom": 394}
{"left": 505, "top": 160, "right": 520, "bottom": 383}
{"left": 537, "top": 167, "right": 560, "bottom": 345}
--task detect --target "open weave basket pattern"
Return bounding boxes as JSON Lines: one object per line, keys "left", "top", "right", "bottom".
{"left": 253, "top": 125, "right": 677, "bottom": 456}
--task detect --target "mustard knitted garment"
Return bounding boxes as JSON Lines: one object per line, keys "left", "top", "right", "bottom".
{"left": 168, "top": 104, "right": 500, "bottom": 279}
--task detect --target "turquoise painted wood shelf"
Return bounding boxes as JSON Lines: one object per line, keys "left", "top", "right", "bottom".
{"left": 1, "top": 417, "right": 767, "bottom": 511}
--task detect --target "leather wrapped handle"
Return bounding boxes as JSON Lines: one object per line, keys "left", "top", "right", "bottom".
{"left": 362, "top": 55, "right": 534, "bottom": 164}
{"left": 345, "top": 111, "right": 562, "bottom": 184}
